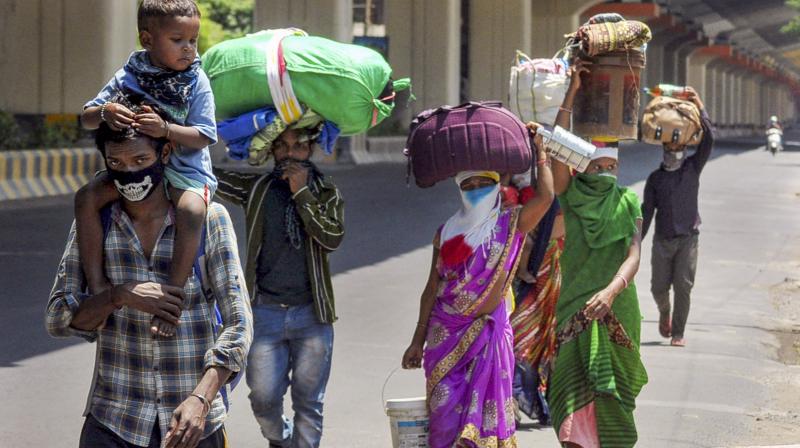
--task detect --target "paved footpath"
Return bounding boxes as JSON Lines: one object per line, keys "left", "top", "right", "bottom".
{"left": 1, "top": 141, "right": 799, "bottom": 447}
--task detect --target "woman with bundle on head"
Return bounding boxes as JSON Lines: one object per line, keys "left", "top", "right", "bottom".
{"left": 401, "top": 122, "right": 554, "bottom": 448}
{"left": 547, "top": 60, "right": 648, "bottom": 448}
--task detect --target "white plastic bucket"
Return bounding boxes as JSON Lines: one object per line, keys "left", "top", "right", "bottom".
{"left": 385, "top": 397, "right": 429, "bottom": 448}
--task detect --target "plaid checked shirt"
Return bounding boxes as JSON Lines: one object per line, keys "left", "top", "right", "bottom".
{"left": 46, "top": 202, "right": 252, "bottom": 447}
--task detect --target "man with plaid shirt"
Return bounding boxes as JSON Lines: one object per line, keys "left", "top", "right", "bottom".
{"left": 46, "top": 116, "right": 252, "bottom": 448}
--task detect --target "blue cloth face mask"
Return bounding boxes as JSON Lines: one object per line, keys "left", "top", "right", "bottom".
{"left": 461, "top": 185, "right": 497, "bottom": 209}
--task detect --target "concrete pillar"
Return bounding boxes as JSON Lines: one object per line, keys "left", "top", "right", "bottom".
{"left": 642, "top": 24, "right": 685, "bottom": 90}
{"left": 0, "top": 0, "right": 137, "bottom": 114}
{"left": 723, "top": 67, "right": 738, "bottom": 129}
{"left": 254, "top": 0, "right": 353, "bottom": 43}
{"left": 744, "top": 74, "right": 758, "bottom": 128}
{"left": 676, "top": 37, "right": 706, "bottom": 87}
{"left": 733, "top": 71, "right": 745, "bottom": 131}
{"left": 529, "top": 0, "right": 596, "bottom": 59}
{"left": 786, "top": 86, "right": 797, "bottom": 121}
{"left": 741, "top": 74, "right": 751, "bottom": 128}
{"left": 762, "top": 80, "right": 780, "bottom": 124}
{"left": 385, "top": 0, "right": 461, "bottom": 117}
{"left": 782, "top": 86, "right": 790, "bottom": 121}
{"left": 711, "top": 63, "right": 726, "bottom": 127}
{"left": 780, "top": 85, "right": 793, "bottom": 122}
{"left": 642, "top": 38, "right": 665, "bottom": 90}
{"left": 663, "top": 32, "right": 702, "bottom": 85}
{"left": 784, "top": 86, "right": 793, "bottom": 122}
{"left": 641, "top": 20, "right": 689, "bottom": 109}
{"left": 753, "top": 77, "right": 764, "bottom": 125}
{"left": 730, "top": 71, "right": 739, "bottom": 130}
{"left": 776, "top": 85, "right": 784, "bottom": 122}
{"left": 770, "top": 84, "right": 778, "bottom": 123}
{"left": 759, "top": 79, "right": 769, "bottom": 126}
{"left": 467, "top": 0, "right": 531, "bottom": 102}
{"left": 721, "top": 68, "right": 730, "bottom": 128}
{"left": 686, "top": 52, "right": 718, "bottom": 107}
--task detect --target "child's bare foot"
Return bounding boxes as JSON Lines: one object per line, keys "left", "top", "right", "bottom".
{"left": 151, "top": 316, "right": 177, "bottom": 337}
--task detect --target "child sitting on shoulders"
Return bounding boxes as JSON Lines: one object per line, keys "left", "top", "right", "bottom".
{"left": 77, "top": 0, "right": 216, "bottom": 337}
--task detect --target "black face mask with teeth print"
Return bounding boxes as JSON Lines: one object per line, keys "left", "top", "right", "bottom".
{"left": 107, "top": 156, "right": 165, "bottom": 202}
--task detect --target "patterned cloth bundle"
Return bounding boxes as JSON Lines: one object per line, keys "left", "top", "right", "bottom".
{"left": 575, "top": 20, "right": 652, "bottom": 57}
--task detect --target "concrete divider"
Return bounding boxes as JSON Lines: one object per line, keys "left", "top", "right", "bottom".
{"left": 350, "top": 135, "right": 407, "bottom": 164}
{"left": 0, "top": 148, "right": 102, "bottom": 201}
{"left": 0, "top": 136, "right": 409, "bottom": 202}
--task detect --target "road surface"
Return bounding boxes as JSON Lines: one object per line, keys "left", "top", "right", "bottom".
{"left": 1, "top": 139, "right": 799, "bottom": 447}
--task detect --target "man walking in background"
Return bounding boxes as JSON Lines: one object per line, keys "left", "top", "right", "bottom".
{"left": 641, "top": 86, "right": 715, "bottom": 347}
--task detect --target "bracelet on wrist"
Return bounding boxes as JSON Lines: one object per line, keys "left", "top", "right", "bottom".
{"left": 613, "top": 274, "right": 628, "bottom": 290}
{"left": 163, "top": 121, "right": 171, "bottom": 139}
{"left": 100, "top": 102, "right": 109, "bottom": 123}
{"left": 416, "top": 321, "right": 428, "bottom": 329}
{"left": 559, "top": 106, "right": 572, "bottom": 114}
{"left": 190, "top": 393, "right": 211, "bottom": 416}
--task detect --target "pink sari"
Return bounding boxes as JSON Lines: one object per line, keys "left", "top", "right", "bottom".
{"left": 424, "top": 208, "right": 524, "bottom": 448}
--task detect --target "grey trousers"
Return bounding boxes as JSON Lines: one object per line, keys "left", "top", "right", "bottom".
{"left": 651, "top": 233, "right": 699, "bottom": 338}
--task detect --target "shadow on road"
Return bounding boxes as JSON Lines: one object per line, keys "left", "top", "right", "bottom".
{"left": 0, "top": 140, "right": 767, "bottom": 366}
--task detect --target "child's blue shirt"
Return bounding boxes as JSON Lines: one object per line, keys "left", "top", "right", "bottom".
{"left": 86, "top": 51, "right": 217, "bottom": 191}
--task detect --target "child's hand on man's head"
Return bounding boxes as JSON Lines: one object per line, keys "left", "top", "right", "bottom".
{"left": 133, "top": 104, "right": 169, "bottom": 139}
{"left": 104, "top": 103, "right": 136, "bottom": 131}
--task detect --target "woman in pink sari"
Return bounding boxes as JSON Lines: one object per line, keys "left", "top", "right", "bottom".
{"left": 402, "top": 124, "right": 554, "bottom": 447}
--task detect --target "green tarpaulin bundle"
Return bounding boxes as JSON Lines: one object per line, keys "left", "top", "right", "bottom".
{"left": 202, "top": 29, "right": 411, "bottom": 135}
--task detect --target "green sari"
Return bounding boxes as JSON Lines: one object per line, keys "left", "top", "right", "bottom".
{"left": 548, "top": 173, "right": 648, "bottom": 448}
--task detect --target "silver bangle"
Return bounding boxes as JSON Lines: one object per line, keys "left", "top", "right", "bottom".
{"left": 190, "top": 393, "right": 210, "bottom": 415}
{"left": 100, "top": 102, "right": 109, "bottom": 123}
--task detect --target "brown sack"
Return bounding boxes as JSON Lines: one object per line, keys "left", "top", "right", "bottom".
{"left": 641, "top": 96, "right": 703, "bottom": 147}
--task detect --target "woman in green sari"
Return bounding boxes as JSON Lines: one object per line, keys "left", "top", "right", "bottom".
{"left": 547, "top": 61, "right": 648, "bottom": 447}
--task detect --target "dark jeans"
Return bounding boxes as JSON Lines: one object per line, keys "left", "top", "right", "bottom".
{"left": 651, "top": 233, "right": 699, "bottom": 338}
{"left": 79, "top": 414, "right": 227, "bottom": 448}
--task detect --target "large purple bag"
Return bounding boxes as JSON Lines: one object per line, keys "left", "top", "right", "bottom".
{"left": 405, "top": 101, "right": 533, "bottom": 188}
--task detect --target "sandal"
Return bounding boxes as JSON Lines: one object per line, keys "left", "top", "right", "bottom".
{"left": 670, "top": 337, "right": 686, "bottom": 347}
{"left": 658, "top": 312, "right": 672, "bottom": 338}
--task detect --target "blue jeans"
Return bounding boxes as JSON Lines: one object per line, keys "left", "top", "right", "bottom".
{"left": 246, "top": 303, "right": 334, "bottom": 448}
